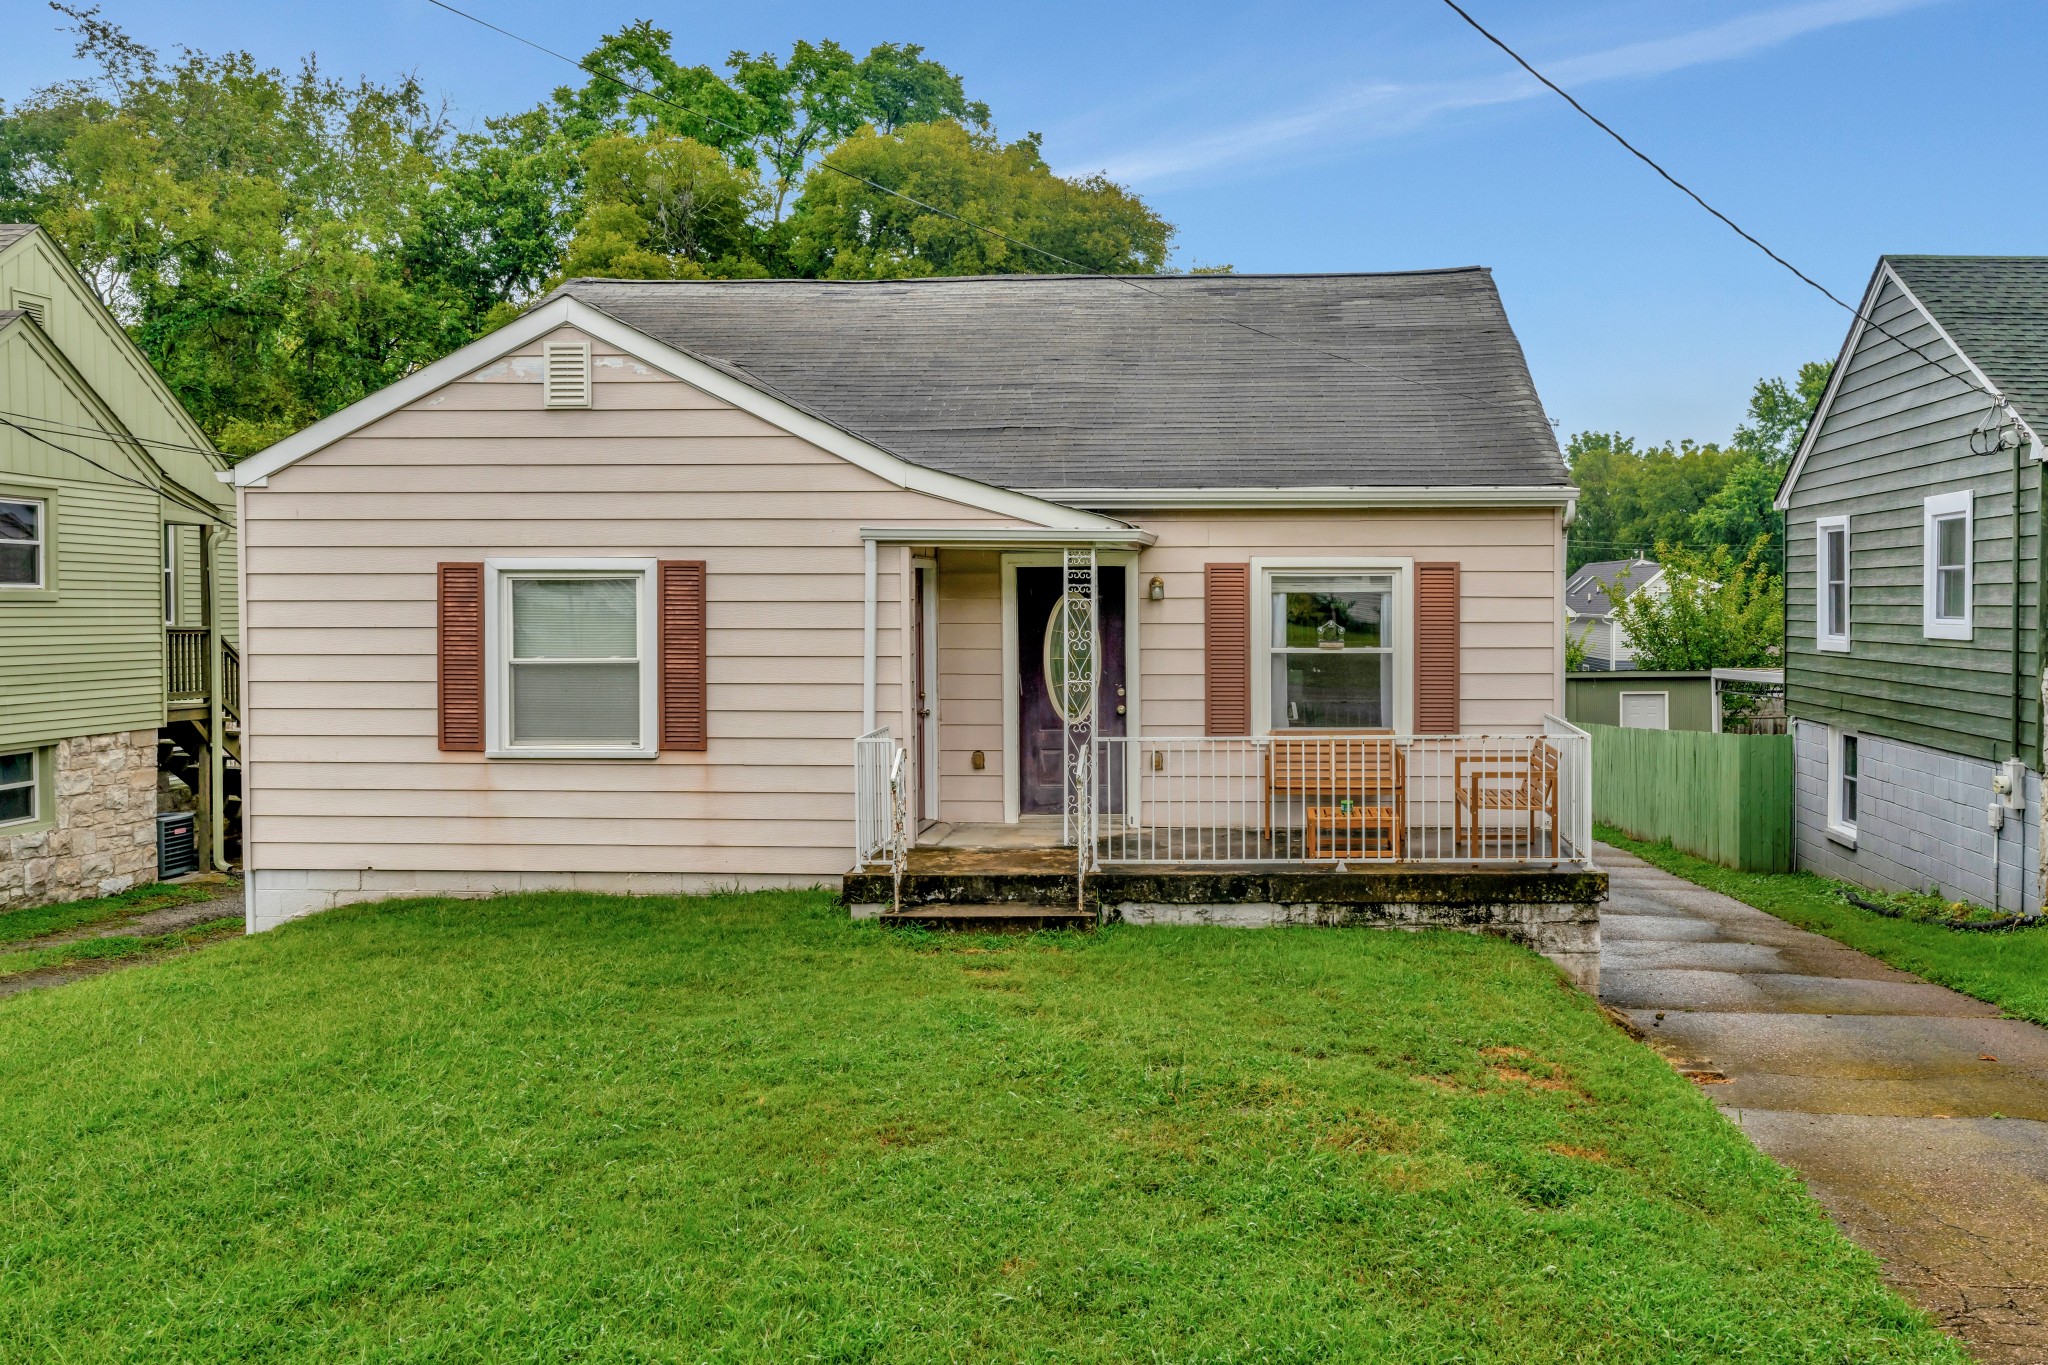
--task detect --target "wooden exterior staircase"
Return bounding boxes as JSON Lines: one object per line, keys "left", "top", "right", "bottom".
{"left": 164, "top": 628, "right": 242, "bottom": 869}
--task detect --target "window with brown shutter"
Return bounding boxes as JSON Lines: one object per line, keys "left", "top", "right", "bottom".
{"left": 658, "top": 560, "right": 708, "bottom": 751}
{"left": 1414, "top": 562, "right": 1461, "bottom": 734}
{"left": 438, "top": 562, "right": 486, "bottom": 751}
{"left": 1204, "top": 563, "right": 1251, "bottom": 736}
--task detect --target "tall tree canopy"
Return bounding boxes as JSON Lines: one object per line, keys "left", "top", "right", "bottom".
{"left": 1565, "top": 360, "right": 1832, "bottom": 574}
{"left": 0, "top": 7, "right": 1170, "bottom": 454}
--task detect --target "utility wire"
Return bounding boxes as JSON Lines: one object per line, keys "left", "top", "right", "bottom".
{"left": 1437, "top": 0, "right": 2007, "bottom": 417}
{"left": 0, "top": 418, "right": 234, "bottom": 528}
{"left": 0, "top": 408, "right": 225, "bottom": 460}
{"left": 418, "top": 0, "right": 1533, "bottom": 419}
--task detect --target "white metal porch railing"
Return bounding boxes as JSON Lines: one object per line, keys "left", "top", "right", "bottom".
{"left": 1093, "top": 717, "right": 1594, "bottom": 867}
{"left": 854, "top": 725, "right": 910, "bottom": 910}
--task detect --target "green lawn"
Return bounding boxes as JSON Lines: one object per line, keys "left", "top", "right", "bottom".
{"left": 0, "top": 890, "right": 1959, "bottom": 1363}
{"left": 1599, "top": 823, "right": 2048, "bottom": 1026}
{"left": 0, "top": 879, "right": 218, "bottom": 948}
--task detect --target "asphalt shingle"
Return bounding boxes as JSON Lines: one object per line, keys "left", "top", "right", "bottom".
{"left": 555, "top": 270, "right": 1568, "bottom": 492}
{"left": 1886, "top": 256, "right": 2048, "bottom": 438}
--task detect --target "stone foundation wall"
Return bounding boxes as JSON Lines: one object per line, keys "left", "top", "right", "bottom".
{"left": 0, "top": 728, "right": 161, "bottom": 911}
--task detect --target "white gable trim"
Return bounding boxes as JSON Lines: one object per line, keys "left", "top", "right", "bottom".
{"left": 231, "top": 296, "right": 1123, "bottom": 532}
{"left": 1775, "top": 261, "right": 2037, "bottom": 511}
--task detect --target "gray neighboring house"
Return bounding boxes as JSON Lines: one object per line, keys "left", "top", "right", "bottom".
{"left": 1565, "top": 556, "right": 1661, "bottom": 670}
{"left": 1775, "top": 255, "right": 2046, "bottom": 914}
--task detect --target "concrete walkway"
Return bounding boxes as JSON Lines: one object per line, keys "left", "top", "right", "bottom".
{"left": 1597, "top": 842, "right": 2048, "bottom": 1364}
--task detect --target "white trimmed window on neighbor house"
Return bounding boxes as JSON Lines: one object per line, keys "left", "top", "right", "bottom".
{"left": 0, "top": 495, "right": 44, "bottom": 588}
{"left": 0, "top": 748, "right": 37, "bottom": 826}
{"left": 1827, "top": 727, "right": 1859, "bottom": 845}
{"left": 1922, "top": 490, "right": 1972, "bottom": 641}
{"left": 1816, "top": 513, "right": 1849, "bottom": 651}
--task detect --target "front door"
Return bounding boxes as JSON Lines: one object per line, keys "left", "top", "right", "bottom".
{"left": 1017, "top": 565, "right": 1126, "bottom": 815}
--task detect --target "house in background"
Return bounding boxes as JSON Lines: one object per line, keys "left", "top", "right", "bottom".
{"left": 1777, "top": 255, "right": 2045, "bottom": 914}
{"left": 0, "top": 223, "right": 240, "bottom": 909}
{"left": 226, "top": 268, "right": 1597, "bottom": 975}
{"left": 1565, "top": 556, "right": 1661, "bottom": 670}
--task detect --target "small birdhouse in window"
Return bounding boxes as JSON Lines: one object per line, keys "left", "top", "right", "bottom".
{"left": 1317, "top": 611, "right": 1345, "bottom": 650}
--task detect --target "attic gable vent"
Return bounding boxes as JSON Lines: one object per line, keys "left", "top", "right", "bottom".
{"left": 10, "top": 291, "right": 49, "bottom": 328}
{"left": 543, "top": 339, "right": 592, "bottom": 409}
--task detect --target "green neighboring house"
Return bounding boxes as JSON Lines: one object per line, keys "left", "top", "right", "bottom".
{"left": 0, "top": 224, "right": 240, "bottom": 910}
{"left": 1776, "top": 256, "right": 2046, "bottom": 914}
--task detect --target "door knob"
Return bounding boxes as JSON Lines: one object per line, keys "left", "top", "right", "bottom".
{"left": 1116, "top": 704, "right": 1126, "bottom": 715}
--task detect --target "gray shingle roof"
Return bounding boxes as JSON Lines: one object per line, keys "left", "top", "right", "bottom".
{"left": 555, "top": 271, "right": 1567, "bottom": 492}
{"left": 0, "top": 224, "right": 37, "bottom": 251}
{"left": 1566, "top": 558, "right": 1658, "bottom": 617}
{"left": 1887, "top": 256, "right": 2048, "bottom": 437}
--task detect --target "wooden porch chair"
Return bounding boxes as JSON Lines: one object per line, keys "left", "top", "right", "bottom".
{"left": 1264, "top": 733, "right": 1405, "bottom": 860}
{"left": 1453, "top": 741, "right": 1559, "bottom": 857}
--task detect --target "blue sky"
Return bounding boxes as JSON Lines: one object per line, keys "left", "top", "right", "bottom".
{"left": 3, "top": 0, "right": 2041, "bottom": 445}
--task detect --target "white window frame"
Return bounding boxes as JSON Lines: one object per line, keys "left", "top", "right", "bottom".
{"left": 1923, "top": 490, "right": 1973, "bottom": 641}
{"left": 1826, "top": 726, "right": 1859, "bottom": 846}
{"left": 163, "top": 525, "right": 177, "bottom": 625}
{"left": 0, "top": 747, "right": 35, "bottom": 827}
{"left": 483, "top": 557, "right": 659, "bottom": 759}
{"left": 0, "top": 494, "right": 47, "bottom": 591}
{"left": 1815, "top": 514, "right": 1849, "bottom": 651}
{"left": 1618, "top": 690, "right": 1670, "bottom": 730}
{"left": 1249, "top": 556, "right": 1413, "bottom": 736}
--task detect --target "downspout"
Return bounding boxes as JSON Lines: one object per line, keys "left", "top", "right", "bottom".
{"left": 861, "top": 538, "right": 878, "bottom": 734}
{"left": 1998, "top": 425, "right": 2027, "bottom": 914}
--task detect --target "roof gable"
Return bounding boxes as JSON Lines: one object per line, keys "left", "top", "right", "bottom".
{"left": 554, "top": 270, "right": 1569, "bottom": 494}
{"left": 0, "top": 224, "right": 227, "bottom": 503}
{"left": 230, "top": 296, "right": 1125, "bottom": 532}
{"left": 1565, "top": 558, "right": 1659, "bottom": 616}
{"left": 1778, "top": 256, "right": 2048, "bottom": 508}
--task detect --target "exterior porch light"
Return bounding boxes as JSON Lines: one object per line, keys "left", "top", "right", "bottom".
{"left": 1148, "top": 575, "right": 1165, "bottom": 601}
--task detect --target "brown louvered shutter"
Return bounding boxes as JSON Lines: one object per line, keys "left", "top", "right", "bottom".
{"left": 1204, "top": 563, "right": 1252, "bottom": 736}
{"left": 1414, "top": 562, "right": 1461, "bottom": 734}
{"left": 658, "top": 560, "right": 708, "bottom": 751}
{"left": 437, "top": 563, "right": 485, "bottom": 752}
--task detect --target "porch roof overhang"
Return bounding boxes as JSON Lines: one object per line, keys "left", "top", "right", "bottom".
{"left": 858, "top": 525, "right": 1157, "bottom": 549}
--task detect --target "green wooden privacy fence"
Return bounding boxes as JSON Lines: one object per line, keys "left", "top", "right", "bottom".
{"left": 1587, "top": 724, "right": 1793, "bottom": 872}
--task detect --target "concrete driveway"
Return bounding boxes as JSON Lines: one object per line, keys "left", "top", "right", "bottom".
{"left": 1597, "top": 841, "right": 2048, "bottom": 1364}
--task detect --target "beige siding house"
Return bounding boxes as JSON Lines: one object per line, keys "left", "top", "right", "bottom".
{"left": 233, "top": 271, "right": 1581, "bottom": 930}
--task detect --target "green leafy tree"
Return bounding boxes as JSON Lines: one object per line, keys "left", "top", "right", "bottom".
{"left": 784, "top": 121, "right": 1171, "bottom": 278}
{"left": 1564, "top": 432, "right": 1745, "bottom": 571}
{"left": 555, "top": 132, "right": 768, "bottom": 281}
{"left": 1606, "top": 541, "right": 1784, "bottom": 671}
{"left": 1733, "top": 360, "right": 1833, "bottom": 468}
{"left": 552, "top": 28, "right": 988, "bottom": 222}
{"left": 8, "top": 6, "right": 458, "bottom": 453}
{"left": 1687, "top": 457, "right": 1783, "bottom": 572}
{"left": 399, "top": 108, "right": 580, "bottom": 339}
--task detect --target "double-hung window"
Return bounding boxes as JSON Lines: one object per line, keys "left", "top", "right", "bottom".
{"left": 488, "top": 560, "right": 658, "bottom": 758}
{"left": 1267, "top": 571, "right": 1397, "bottom": 730}
{"left": 0, "top": 749, "right": 35, "bottom": 826}
{"left": 1815, "top": 514, "right": 1849, "bottom": 650}
{"left": 1923, "top": 490, "right": 1973, "bottom": 640}
{"left": 1827, "top": 728, "right": 1859, "bottom": 844}
{"left": 0, "top": 497, "right": 43, "bottom": 589}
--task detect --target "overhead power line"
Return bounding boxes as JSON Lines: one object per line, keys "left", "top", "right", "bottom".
{"left": 0, "top": 417, "right": 233, "bottom": 528}
{"left": 0, "top": 409, "right": 224, "bottom": 459}
{"left": 418, "top": 0, "right": 1533, "bottom": 420}
{"left": 1437, "top": 0, "right": 2007, "bottom": 417}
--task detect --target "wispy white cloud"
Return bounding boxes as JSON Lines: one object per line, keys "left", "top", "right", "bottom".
{"left": 1069, "top": 0, "right": 1941, "bottom": 185}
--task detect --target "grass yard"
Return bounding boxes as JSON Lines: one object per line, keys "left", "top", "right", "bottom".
{"left": 1600, "top": 823, "right": 2048, "bottom": 1026}
{"left": 0, "top": 890, "right": 1959, "bottom": 1363}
